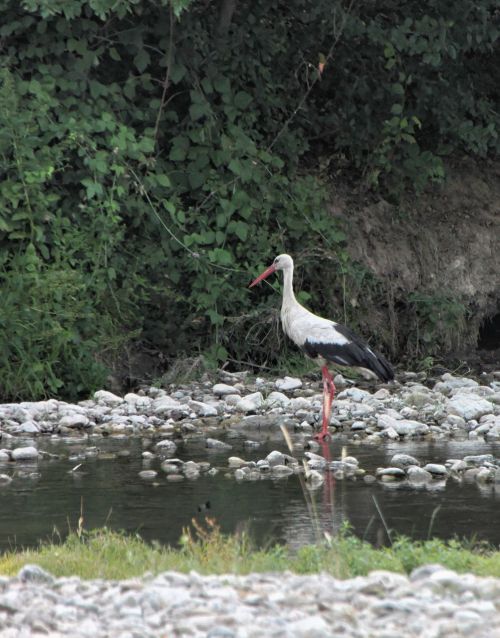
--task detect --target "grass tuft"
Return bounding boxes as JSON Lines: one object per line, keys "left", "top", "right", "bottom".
{"left": 1, "top": 522, "right": 500, "bottom": 580}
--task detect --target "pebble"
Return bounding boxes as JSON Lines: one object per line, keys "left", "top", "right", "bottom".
{"left": 138, "top": 470, "right": 158, "bottom": 480}
{"left": 235, "top": 392, "right": 264, "bottom": 413}
{"left": 275, "top": 376, "right": 303, "bottom": 391}
{"left": 0, "top": 567, "right": 497, "bottom": 637}
{"left": 212, "top": 383, "right": 241, "bottom": 396}
{"left": 206, "top": 438, "right": 232, "bottom": 450}
{"left": 423, "top": 463, "right": 448, "bottom": 476}
{"left": 11, "top": 446, "right": 39, "bottom": 461}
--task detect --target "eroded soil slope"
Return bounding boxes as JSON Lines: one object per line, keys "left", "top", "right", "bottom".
{"left": 331, "top": 158, "right": 500, "bottom": 362}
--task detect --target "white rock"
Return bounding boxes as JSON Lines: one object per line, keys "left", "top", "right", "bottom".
{"left": 376, "top": 467, "right": 406, "bottom": 478}
{"left": 381, "top": 426, "right": 399, "bottom": 440}
{"left": 138, "top": 470, "right": 157, "bottom": 479}
{"left": 188, "top": 400, "right": 218, "bottom": 417}
{"left": 434, "top": 374, "right": 479, "bottom": 395}
{"left": 59, "top": 414, "right": 90, "bottom": 428}
{"left": 275, "top": 376, "right": 303, "bottom": 391}
{"left": 235, "top": 392, "right": 264, "bottom": 413}
{"left": 228, "top": 457, "right": 247, "bottom": 468}
{"left": 447, "top": 395, "right": 495, "bottom": 421}
{"left": 206, "top": 438, "right": 232, "bottom": 450}
{"left": 223, "top": 394, "right": 242, "bottom": 406}
{"left": 266, "top": 450, "right": 285, "bottom": 466}
{"left": 390, "top": 453, "right": 420, "bottom": 468}
{"left": 11, "top": 447, "right": 39, "bottom": 461}
{"left": 18, "top": 420, "right": 40, "bottom": 433}
{"left": 423, "top": 463, "right": 447, "bottom": 475}
{"left": 290, "top": 397, "right": 312, "bottom": 412}
{"left": 93, "top": 390, "right": 123, "bottom": 406}
{"left": 407, "top": 466, "right": 433, "bottom": 482}
{"left": 264, "top": 391, "right": 291, "bottom": 409}
{"left": 393, "top": 419, "right": 429, "bottom": 436}
{"left": 376, "top": 414, "right": 401, "bottom": 429}
{"left": 152, "top": 396, "right": 187, "bottom": 416}
{"left": 338, "top": 387, "right": 371, "bottom": 402}
{"left": 212, "top": 383, "right": 241, "bottom": 396}
{"left": 155, "top": 440, "right": 177, "bottom": 453}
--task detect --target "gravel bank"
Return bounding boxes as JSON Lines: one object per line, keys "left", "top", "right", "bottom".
{"left": 0, "top": 564, "right": 499, "bottom": 637}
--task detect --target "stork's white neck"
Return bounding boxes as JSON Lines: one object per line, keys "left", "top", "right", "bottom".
{"left": 281, "top": 264, "right": 297, "bottom": 309}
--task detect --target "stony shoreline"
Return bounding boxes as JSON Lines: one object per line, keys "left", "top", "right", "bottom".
{"left": 0, "top": 562, "right": 499, "bottom": 637}
{"left": 1, "top": 370, "right": 500, "bottom": 489}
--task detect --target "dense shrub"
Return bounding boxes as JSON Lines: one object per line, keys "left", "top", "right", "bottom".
{"left": 0, "top": 0, "right": 497, "bottom": 397}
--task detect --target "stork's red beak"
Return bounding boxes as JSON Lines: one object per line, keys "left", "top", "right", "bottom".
{"left": 249, "top": 263, "right": 276, "bottom": 287}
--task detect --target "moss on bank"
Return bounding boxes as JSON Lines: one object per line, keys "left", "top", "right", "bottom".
{"left": 1, "top": 525, "right": 500, "bottom": 581}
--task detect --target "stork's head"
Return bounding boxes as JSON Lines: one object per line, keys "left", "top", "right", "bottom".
{"left": 249, "top": 254, "right": 293, "bottom": 287}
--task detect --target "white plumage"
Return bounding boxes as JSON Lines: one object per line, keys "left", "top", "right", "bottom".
{"left": 250, "top": 253, "right": 394, "bottom": 441}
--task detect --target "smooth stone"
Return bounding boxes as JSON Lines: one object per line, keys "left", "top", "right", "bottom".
{"left": 18, "top": 420, "right": 40, "bottom": 433}
{"left": 160, "top": 462, "right": 181, "bottom": 474}
{"left": 206, "top": 438, "right": 232, "bottom": 450}
{"left": 338, "top": 388, "right": 371, "bottom": 402}
{"left": 476, "top": 467, "right": 495, "bottom": 483}
{"left": 351, "top": 420, "right": 368, "bottom": 431}
{"left": 189, "top": 400, "right": 218, "bottom": 417}
{"left": 463, "top": 454, "right": 495, "bottom": 466}
{"left": 18, "top": 564, "right": 54, "bottom": 584}
{"left": 275, "top": 376, "right": 303, "bottom": 391}
{"left": 265, "top": 450, "right": 285, "bottom": 467}
{"left": 376, "top": 467, "right": 406, "bottom": 478}
{"left": 381, "top": 427, "right": 399, "bottom": 440}
{"left": 423, "top": 463, "right": 447, "bottom": 476}
{"left": 212, "top": 383, "right": 241, "bottom": 396}
{"left": 264, "top": 391, "right": 291, "bottom": 408}
{"left": 305, "top": 470, "right": 325, "bottom": 490}
{"left": 390, "top": 453, "right": 420, "bottom": 468}
{"left": 407, "top": 466, "right": 433, "bottom": 482}
{"left": 228, "top": 456, "right": 247, "bottom": 468}
{"left": 11, "top": 447, "right": 39, "bottom": 461}
{"left": 138, "top": 470, "right": 157, "bottom": 479}
{"left": 434, "top": 374, "right": 479, "bottom": 395}
{"left": 155, "top": 440, "right": 177, "bottom": 453}
{"left": 59, "top": 414, "right": 90, "bottom": 428}
{"left": 448, "top": 459, "right": 468, "bottom": 472}
{"left": 447, "top": 395, "right": 495, "bottom": 421}
{"left": 93, "top": 390, "right": 123, "bottom": 406}
{"left": 235, "top": 392, "right": 264, "bottom": 413}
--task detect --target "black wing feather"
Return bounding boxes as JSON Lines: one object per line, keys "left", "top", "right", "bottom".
{"left": 303, "top": 323, "right": 394, "bottom": 382}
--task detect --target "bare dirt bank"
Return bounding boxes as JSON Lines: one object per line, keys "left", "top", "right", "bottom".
{"left": 330, "top": 158, "right": 500, "bottom": 365}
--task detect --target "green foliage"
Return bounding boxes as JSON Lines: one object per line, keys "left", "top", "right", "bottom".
{"left": 0, "top": 0, "right": 497, "bottom": 397}
{"left": 406, "top": 291, "right": 468, "bottom": 357}
{"left": 2, "top": 526, "right": 500, "bottom": 579}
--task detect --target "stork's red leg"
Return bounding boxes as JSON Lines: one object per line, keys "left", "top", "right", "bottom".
{"left": 315, "top": 366, "right": 336, "bottom": 441}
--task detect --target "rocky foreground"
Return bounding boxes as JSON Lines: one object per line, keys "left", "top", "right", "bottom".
{"left": 0, "top": 562, "right": 499, "bottom": 637}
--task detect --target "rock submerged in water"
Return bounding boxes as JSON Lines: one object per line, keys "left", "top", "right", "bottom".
{"left": 11, "top": 447, "right": 39, "bottom": 461}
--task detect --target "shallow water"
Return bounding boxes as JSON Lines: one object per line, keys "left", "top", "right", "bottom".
{"left": 1, "top": 434, "right": 500, "bottom": 552}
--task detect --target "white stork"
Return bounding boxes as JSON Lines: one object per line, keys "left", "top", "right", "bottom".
{"left": 249, "top": 254, "right": 394, "bottom": 441}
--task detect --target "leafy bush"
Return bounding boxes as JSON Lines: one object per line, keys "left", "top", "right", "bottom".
{"left": 0, "top": 0, "right": 497, "bottom": 397}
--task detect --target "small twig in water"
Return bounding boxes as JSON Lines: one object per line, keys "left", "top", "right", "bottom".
{"left": 427, "top": 505, "right": 441, "bottom": 540}
{"left": 372, "top": 495, "right": 392, "bottom": 545}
